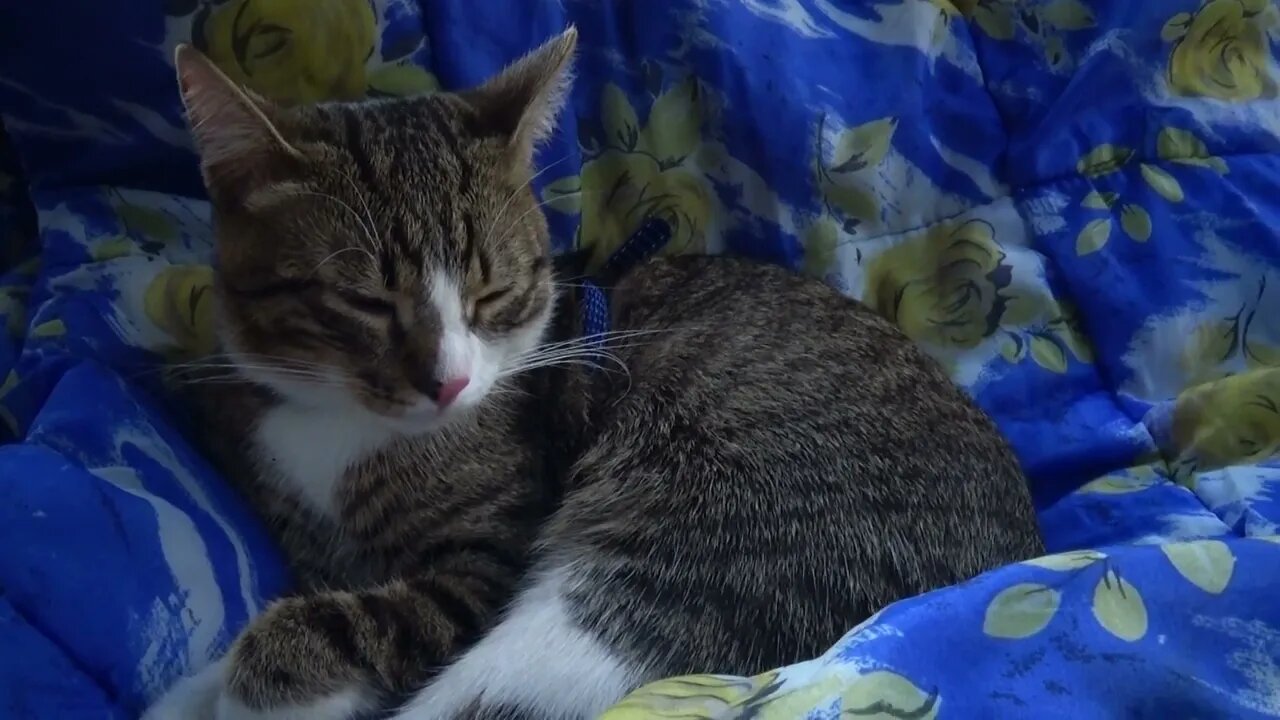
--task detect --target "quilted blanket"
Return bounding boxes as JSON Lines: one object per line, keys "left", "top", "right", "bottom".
{"left": 1, "top": 1, "right": 1279, "bottom": 718}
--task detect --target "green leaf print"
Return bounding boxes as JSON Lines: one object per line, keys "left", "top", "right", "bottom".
{"left": 1078, "top": 474, "right": 1158, "bottom": 495}
{"left": 822, "top": 177, "right": 879, "bottom": 222}
{"left": 1053, "top": 323, "right": 1095, "bottom": 363}
{"left": 600, "top": 672, "right": 775, "bottom": 718}
{"left": 1081, "top": 190, "right": 1118, "bottom": 209}
{"left": 1120, "top": 204, "right": 1152, "bottom": 242}
{"left": 30, "top": 320, "right": 67, "bottom": 338}
{"left": 1076, "top": 218, "right": 1112, "bottom": 255}
{"left": 540, "top": 176, "right": 583, "bottom": 215}
{"left": 1092, "top": 569, "right": 1148, "bottom": 641}
{"left": 1161, "top": 12, "right": 1193, "bottom": 42}
{"left": 1003, "top": 291, "right": 1056, "bottom": 327}
{"left": 366, "top": 63, "right": 439, "bottom": 96}
{"left": 91, "top": 236, "right": 137, "bottom": 262}
{"left": 1040, "top": 0, "right": 1096, "bottom": 30}
{"left": 831, "top": 117, "right": 897, "bottom": 173}
{"left": 1183, "top": 320, "right": 1239, "bottom": 382}
{"left": 1024, "top": 549, "right": 1106, "bottom": 571}
{"left": 0, "top": 370, "right": 17, "bottom": 400}
{"left": 602, "top": 84, "right": 641, "bottom": 151}
{"left": 0, "top": 288, "right": 26, "bottom": 339}
{"left": 802, "top": 216, "right": 840, "bottom": 278}
{"left": 971, "top": 3, "right": 1016, "bottom": 40}
{"left": 0, "top": 370, "right": 18, "bottom": 437}
{"left": 646, "top": 77, "right": 703, "bottom": 162}
{"left": 983, "top": 583, "right": 1061, "bottom": 639}
{"left": 1029, "top": 335, "right": 1068, "bottom": 373}
{"left": 1141, "top": 164, "right": 1185, "bottom": 202}
{"left": 1077, "top": 144, "right": 1134, "bottom": 177}
{"left": 1000, "top": 335, "right": 1028, "bottom": 363}
{"left": 1161, "top": 540, "right": 1236, "bottom": 594}
{"left": 116, "top": 202, "right": 178, "bottom": 243}
{"left": 1157, "top": 127, "right": 1228, "bottom": 173}
{"left": 841, "top": 671, "right": 939, "bottom": 720}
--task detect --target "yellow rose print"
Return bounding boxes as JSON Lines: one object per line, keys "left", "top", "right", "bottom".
{"left": 1171, "top": 367, "right": 1280, "bottom": 471}
{"left": 1165, "top": 0, "right": 1278, "bottom": 101}
{"left": 840, "top": 671, "right": 940, "bottom": 720}
{"left": 144, "top": 264, "right": 218, "bottom": 359}
{"left": 604, "top": 671, "right": 773, "bottom": 717}
{"left": 864, "top": 220, "right": 1010, "bottom": 349}
{"left": 576, "top": 150, "right": 711, "bottom": 268}
{"left": 198, "top": 0, "right": 377, "bottom": 105}
{"left": 541, "top": 77, "right": 711, "bottom": 269}
{"left": 600, "top": 671, "right": 779, "bottom": 719}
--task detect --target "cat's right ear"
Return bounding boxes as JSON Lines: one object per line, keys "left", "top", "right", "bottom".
{"left": 465, "top": 27, "right": 578, "bottom": 168}
{"left": 174, "top": 44, "right": 302, "bottom": 202}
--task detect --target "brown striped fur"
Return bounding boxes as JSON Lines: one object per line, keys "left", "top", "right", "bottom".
{"left": 148, "top": 27, "right": 1043, "bottom": 720}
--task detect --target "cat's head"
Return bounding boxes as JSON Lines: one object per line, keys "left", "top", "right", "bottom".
{"left": 175, "top": 29, "right": 576, "bottom": 433}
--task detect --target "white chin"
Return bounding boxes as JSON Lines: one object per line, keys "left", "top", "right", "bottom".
{"left": 381, "top": 417, "right": 444, "bottom": 436}
{"left": 382, "top": 395, "right": 483, "bottom": 436}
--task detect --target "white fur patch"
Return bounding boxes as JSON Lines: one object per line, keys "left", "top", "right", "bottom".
{"left": 143, "top": 658, "right": 227, "bottom": 720}
{"left": 254, "top": 399, "right": 392, "bottom": 518}
{"left": 142, "top": 657, "right": 378, "bottom": 720}
{"left": 214, "top": 687, "right": 376, "bottom": 720}
{"left": 391, "top": 566, "right": 641, "bottom": 720}
{"left": 430, "top": 270, "right": 497, "bottom": 411}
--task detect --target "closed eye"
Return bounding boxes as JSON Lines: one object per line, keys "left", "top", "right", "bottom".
{"left": 337, "top": 291, "right": 396, "bottom": 316}
{"left": 476, "top": 286, "right": 513, "bottom": 306}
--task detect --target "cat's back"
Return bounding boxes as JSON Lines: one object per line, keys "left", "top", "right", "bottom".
{"left": 560, "top": 254, "right": 1042, "bottom": 675}
{"left": 608, "top": 254, "right": 1013, "bottom": 459}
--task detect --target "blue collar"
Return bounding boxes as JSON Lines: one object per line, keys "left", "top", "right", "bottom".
{"left": 578, "top": 218, "right": 672, "bottom": 348}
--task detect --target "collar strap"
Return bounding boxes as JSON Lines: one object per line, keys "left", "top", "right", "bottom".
{"left": 578, "top": 218, "right": 673, "bottom": 349}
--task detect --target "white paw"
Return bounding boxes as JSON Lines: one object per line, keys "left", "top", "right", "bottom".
{"left": 142, "top": 658, "right": 228, "bottom": 720}
{"left": 142, "top": 656, "right": 377, "bottom": 720}
{"left": 214, "top": 688, "right": 377, "bottom": 720}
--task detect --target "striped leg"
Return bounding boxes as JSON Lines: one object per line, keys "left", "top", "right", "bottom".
{"left": 145, "top": 571, "right": 506, "bottom": 720}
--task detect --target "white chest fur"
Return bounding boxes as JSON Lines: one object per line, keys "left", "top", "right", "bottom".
{"left": 253, "top": 401, "right": 395, "bottom": 519}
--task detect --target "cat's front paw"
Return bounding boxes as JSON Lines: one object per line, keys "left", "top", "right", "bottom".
{"left": 144, "top": 597, "right": 379, "bottom": 720}
{"left": 142, "top": 658, "right": 227, "bottom": 720}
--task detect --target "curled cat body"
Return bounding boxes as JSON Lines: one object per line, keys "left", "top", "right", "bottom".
{"left": 145, "top": 28, "right": 1044, "bottom": 720}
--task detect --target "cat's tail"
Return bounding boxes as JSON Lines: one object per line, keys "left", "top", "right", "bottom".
{"left": 388, "top": 561, "right": 648, "bottom": 720}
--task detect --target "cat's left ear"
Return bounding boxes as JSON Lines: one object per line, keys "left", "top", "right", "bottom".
{"left": 466, "top": 26, "right": 578, "bottom": 165}
{"left": 174, "top": 44, "right": 303, "bottom": 203}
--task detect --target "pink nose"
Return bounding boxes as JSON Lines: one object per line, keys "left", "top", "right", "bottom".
{"left": 434, "top": 376, "right": 470, "bottom": 407}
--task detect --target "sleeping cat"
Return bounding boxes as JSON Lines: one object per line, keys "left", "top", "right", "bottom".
{"left": 145, "top": 28, "right": 1044, "bottom": 720}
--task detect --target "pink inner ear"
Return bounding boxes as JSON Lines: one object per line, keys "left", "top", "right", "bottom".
{"left": 174, "top": 45, "right": 297, "bottom": 193}
{"left": 470, "top": 27, "right": 578, "bottom": 160}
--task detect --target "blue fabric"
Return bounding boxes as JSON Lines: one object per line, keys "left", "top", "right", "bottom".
{"left": 580, "top": 218, "right": 672, "bottom": 347}
{"left": 579, "top": 282, "right": 610, "bottom": 347}
{"left": 0, "top": 1, "right": 1278, "bottom": 717}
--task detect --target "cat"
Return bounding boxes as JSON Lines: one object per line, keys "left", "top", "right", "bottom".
{"left": 145, "top": 27, "right": 1044, "bottom": 720}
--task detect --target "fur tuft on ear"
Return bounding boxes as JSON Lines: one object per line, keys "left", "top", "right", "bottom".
{"left": 466, "top": 27, "right": 578, "bottom": 164}
{"left": 174, "top": 44, "right": 301, "bottom": 201}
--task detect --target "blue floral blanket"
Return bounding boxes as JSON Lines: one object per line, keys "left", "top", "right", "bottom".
{"left": 1, "top": 1, "right": 1280, "bottom": 718}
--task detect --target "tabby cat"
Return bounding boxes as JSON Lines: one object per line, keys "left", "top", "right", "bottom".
{"left": 145, "top": 28, "right": 1044, "bottom": 720}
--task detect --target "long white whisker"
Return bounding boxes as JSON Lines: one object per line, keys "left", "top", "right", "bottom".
{"left": 282, "top": 189, "right": 378, "bottom": 248}
{"left": 231, "top": 354, "right": 339, "bottom": 370}
{"left": 313, "top": 246, "right": 379, "bottom": 274}
{"left": 484, "top": 155, "right": 573, "bottom": 247}
{"left": 491, "top": 190, "right": 592, "bottom": 245}
{"left": 507, "top": 341, "right": 654, "bottom": 367}
{"left": 340, "top": 171, "right": 382, "bottom": 248}
{"left": 499, "top": 344, "right": 640, "bottom": 378}
{"left": 543, "top": 328, "right": 672, "bottom": 344}
{"left": 499, "top": 357, "right": 628, "bottom": 378}
{"left": 162, "top": 367, "right": 335, "bottom": 383}
{"left": 174, "top": 376, "right": 350, "bottom": 388}
{"left": 519, "top": 329, "right": 672, "bottom": 354}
